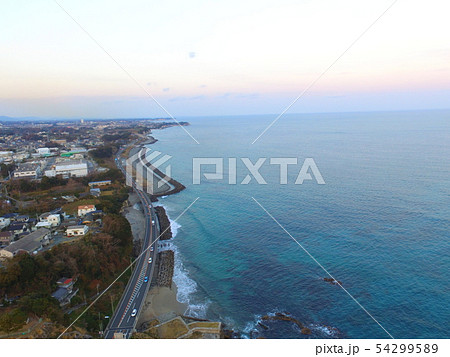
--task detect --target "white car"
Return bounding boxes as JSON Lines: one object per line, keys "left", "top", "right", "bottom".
{"left": 148, "top": 257, "right": 152, "bottom": 264}
{"left": 131, "top": 309, "right": 137, "bottom": 317}
{"left": 150, "top": 246, "right": 154, "bottom": 252}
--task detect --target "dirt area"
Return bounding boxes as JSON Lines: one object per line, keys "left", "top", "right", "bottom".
{"left": 123, "top": 193, "right": 145, "bottom": 243}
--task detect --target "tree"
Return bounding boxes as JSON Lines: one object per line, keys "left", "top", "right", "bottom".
{"left": 0, "top": 309, "right": 27, "bottom": 333}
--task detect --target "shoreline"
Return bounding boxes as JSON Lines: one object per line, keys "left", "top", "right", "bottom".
{"left": 122, "top": 132, "right": 225, "bottom": 338}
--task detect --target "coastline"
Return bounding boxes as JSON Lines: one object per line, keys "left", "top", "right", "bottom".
{"left": 122, "top": 133, "right": 223, "bottom": 338}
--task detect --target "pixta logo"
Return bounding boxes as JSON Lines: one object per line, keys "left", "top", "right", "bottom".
{"left": 125, "top": 147, "right": 173, "bottom": 194}
{"left": 192, "top": 157, "right": 325, "bottom": 185}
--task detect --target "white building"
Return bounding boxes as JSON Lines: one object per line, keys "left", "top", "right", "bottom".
{"left": 14, "top": 163, "right": 41, "bottom": 179}
{"left": 37, "top": 147, "right": 50, "bottom": 156}
{"left": 44, "top": 160, "right": 88, "bottom": 178}
{"left": 78, "top": 205, "right": 96, "bottom": 217}
{"left": 66, "top": 225, "right": 89, "bottom": 237}
{"left": 39, "top": 213, "right": 61, "bottom": 227}
{"left": 0, "top": 217, "right": 10, "bottom": 230}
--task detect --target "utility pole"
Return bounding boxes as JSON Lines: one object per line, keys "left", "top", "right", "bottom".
{"left": 110, "top": 293, "right": 115, "bottom": 315}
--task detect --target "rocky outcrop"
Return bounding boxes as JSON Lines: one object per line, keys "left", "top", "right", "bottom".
{"left": 324, "top": 277, "right": 343, "bottom": 286}
{"left": 261, "top": 312, "right": 304, "bottom": 330}
{"left": 154, "top": 206, "right": 172, "bottom": 240}
{"left": 260, "top": 312, "right": 312, "bottom": 335}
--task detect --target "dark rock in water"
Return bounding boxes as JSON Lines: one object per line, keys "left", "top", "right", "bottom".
{"left": 221, "top": 329, "right": 234, "bottom": 339}
{"left": 260, "top": 313, "right": 304, "bottom": 329}
{"left": 257, "top": 322, "right": 269, "bottom": 330}
{"left": 301, "top": 327, "right": 312, "bottom": 335}
{"left": 324, "top": 277, "right": 343, "bottom": 286}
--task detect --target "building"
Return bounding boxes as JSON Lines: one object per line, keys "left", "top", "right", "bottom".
{"left": 0, "top": 217, "right": 10, "bottom": 230}
{"left": 0, "top": 232, "right": 13, "bottom": 247}
{"left": 6, "top": 223, "right": 28, "bottom": 237}
{"left": 44, "top": 159, "right": 88, "bottom": 178}
{"left": 35, "top": 221, "right": 52, "bottom": 229}
{"left": 13, "top": 163, "right": 41, "bottom": 179}
{"left": 51, "top": 277, "right": 78, "bottom": 306}
{"left": 66, "top": 225, "right": 89, "bottom": 237}
{"left": 0, "top": 228, "right": 50, "bottom": 259}
{"left": 39, "top": 212, "right": 61, "bottom": 227}
{"left": 14, "top": 215, "right": 29, "bottom": 223}
{"left": 36, "top": 147, "right": 50, "bottom": 156}
{"left": 78, "top": 205, "right": 96, "bottom": 217}
{"left": 88, "top": 180, "right": 111, "bottom": 187}
{"left": 90, "top": 188, "right": 101, "bottom": 197}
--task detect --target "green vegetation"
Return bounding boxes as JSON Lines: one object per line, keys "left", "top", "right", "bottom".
{"left": 0, "top": 212, "right": 133, "bottom": 334}
{"left": 0, "top": 308, "right": 28, "bottom": 333}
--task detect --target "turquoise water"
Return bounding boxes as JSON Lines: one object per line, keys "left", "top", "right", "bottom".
{"left": 149, "top": 110, "right": 450, "bottom": 338}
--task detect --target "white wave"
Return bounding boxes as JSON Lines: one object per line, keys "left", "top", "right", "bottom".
{"left": 156, "top": 203, "right": 210, "bottom": 319}
{"left": 309, "top": 323, "right": 339, "bottom": 337}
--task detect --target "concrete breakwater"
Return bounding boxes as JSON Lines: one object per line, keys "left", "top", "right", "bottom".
{"left": 154, "top": 205, "right": 174, "bottom": 288}
{"left": 156, "top": 250, "right": 174, "bottom": 288}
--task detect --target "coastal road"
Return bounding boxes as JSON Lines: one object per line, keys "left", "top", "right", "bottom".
{"left": 103, "top": 152, "right": 159, "bottom": 339}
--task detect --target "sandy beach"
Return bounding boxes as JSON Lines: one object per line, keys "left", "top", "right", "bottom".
{"left": 137, "top": 284, "right": 188, "bottom": 326}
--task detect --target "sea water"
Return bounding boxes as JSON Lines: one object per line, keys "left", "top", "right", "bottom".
{"left": 147, "top": 110, "right": 450, "bottom": 338}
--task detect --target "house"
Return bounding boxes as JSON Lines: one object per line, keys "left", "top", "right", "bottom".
{"left": 82, "top": 213, "right": 94, "bottom": 225}
{"left": 0, "top": 228, "right": 50, "bottom": 259}
{"left": 39, "top": 212, "right": 61, "bottom": 227}
{"left": 78, "top": 205, "right": 96, "bottom": 217}
{"left": 51, "top": 277, "right": 78, "bottom": 306}
{"left": 66, "top": 225, "right": 89, "bottom": 237}
{"left": 14, "top": 215, "right": 30, "bottom": 223}
{"left": 35, "top": 221, "right": 52, "bottom": 229}
{"left": 0, "top": 217, "right": 10, "bottom": 229}
{"left": 6, "top": 223, "right": 28, "bottom": 237}
{"left": 13, "top": 163, "right": 41, "bottom": 179}
{"left": 0, "top": 232, "right": 13, "bottom": 247}
{"left": 90, "top": 188, "right": 101, "bottom": 197}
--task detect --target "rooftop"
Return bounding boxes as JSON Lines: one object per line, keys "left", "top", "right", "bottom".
{"left": 2, "top": 228, "right": 50, "bottom": 254}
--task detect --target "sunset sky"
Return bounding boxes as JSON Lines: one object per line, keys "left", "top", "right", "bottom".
{"left": 0, "top": 0, "right": 449, "bottom": 118}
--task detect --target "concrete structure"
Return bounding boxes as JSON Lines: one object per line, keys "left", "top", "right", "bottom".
{"left": 13, "top": 163, "right": 41, "bottom": 179}
{"left": 0, "top": 228, "right": 50, "bottom": 259}
{"left": 44, "top": 159, "right": 88, "bottom": 178}
{"left": 78, "top": 205, "right": 96, "bottom": 217}
{"left": 88, "top": 180, "right": 111, "bottom": 187}
{"left": 66, "top": 225, "right": 88, "bottom": 237}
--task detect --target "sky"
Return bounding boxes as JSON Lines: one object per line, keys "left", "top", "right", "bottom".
{"left": 0, "top": 0, "right": 449, "bottom": 118}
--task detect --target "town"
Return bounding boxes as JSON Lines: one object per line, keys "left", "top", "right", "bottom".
{"left": 0, "top": 117, "right": 188, "bottom": 337}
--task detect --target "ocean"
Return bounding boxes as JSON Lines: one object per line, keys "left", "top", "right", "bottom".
{"left": 147, "top": 110, "right": 450, "bottom": 339}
